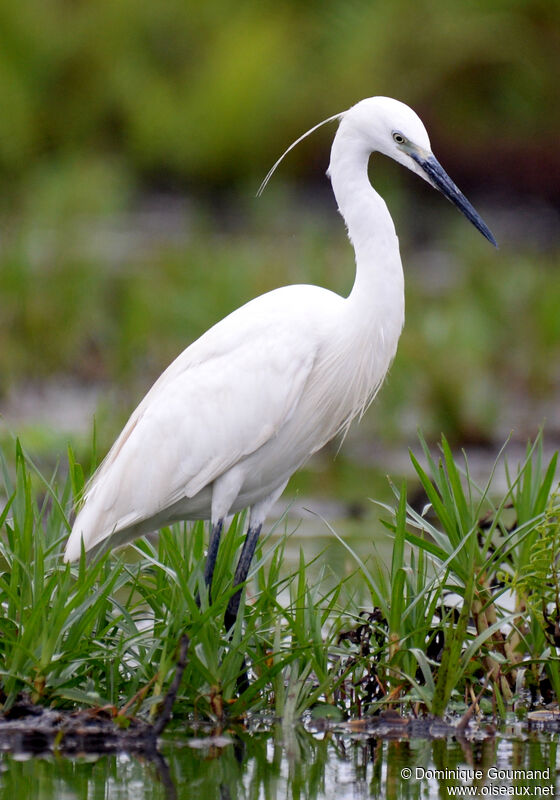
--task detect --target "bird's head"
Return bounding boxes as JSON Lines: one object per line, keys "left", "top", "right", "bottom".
{"left": 338, "top": 96, "right": 497, "bottom": 246}
{"left": 338, "top": 96, "right": 432, "bottom": 168}
{"left": 258, "top": 95, "right": 496, "bottom": 247}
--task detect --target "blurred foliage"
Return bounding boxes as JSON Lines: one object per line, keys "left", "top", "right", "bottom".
{"left": 0, "top": 0, "right": 558, "bottom": 197}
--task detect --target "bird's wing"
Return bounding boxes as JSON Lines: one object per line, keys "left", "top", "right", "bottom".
{"left": 69, "top": 298, "right": 320, "bottom": 552}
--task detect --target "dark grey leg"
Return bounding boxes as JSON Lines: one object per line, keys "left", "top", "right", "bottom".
{"left": 224, "top": 522, "right": 262, "bottom": 630}
{"left": 204, "top": 519, "right": 224, "bottom": 599}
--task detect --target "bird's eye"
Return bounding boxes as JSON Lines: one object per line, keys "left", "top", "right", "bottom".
{"left": 392, "top": 132, "right": 406, "bottom": 144}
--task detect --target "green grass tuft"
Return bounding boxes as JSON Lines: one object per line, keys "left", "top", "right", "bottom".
{"left": 0, "top": 433, "right": 559, "bottom": 722}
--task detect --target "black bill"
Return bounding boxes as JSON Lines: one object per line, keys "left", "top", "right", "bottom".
{"left": 410, "top": 151, "right": 497, "bottom": 247}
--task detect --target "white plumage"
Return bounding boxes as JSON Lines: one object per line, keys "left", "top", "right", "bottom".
{"left": 65, "top": 97, "right": 495, "bottom": 605}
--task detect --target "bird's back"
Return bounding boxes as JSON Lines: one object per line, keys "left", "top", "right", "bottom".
{"left": 65, "top": 284, "right": 351, "bottom": 560}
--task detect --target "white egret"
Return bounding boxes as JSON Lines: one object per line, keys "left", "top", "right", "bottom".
{"left": 65, "top": 97, "right": 496, "bottom": 626}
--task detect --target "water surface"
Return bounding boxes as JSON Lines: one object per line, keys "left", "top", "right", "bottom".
{"left": 1, "top": 721, "right": 558, "bottom": 799}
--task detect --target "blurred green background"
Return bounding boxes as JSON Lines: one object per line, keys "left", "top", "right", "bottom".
{"left": 0, "top": 0, "right": 559, "bottom": 513}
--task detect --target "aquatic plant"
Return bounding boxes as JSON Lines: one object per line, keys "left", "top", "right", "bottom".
{"left": 0, "top": 434, "right": 558, "bottom": 722}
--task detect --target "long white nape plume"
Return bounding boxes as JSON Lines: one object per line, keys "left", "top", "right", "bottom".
{"left": 257, "top": 110, "right": 345, "bottom": 196}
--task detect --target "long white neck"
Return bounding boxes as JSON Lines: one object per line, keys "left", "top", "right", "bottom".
{"left": 320, "top": 121, "right": 405, "bottom": 427}
{"left": 328, "top": 123, "right": 404, "bottom": 316}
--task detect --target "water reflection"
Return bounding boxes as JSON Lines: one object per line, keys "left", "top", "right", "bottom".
{"left": 1, "top": 723, "right": 558, "bottom": 799}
